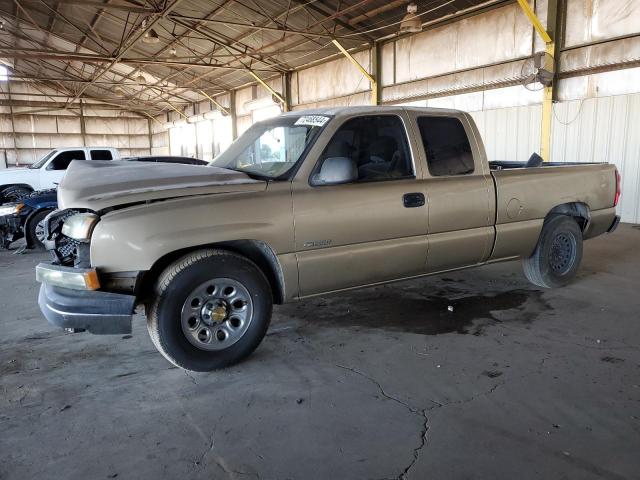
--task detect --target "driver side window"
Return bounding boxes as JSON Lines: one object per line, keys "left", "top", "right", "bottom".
{"left": 312, "top": 115, "right": 413, "bottom": 185}
{"left": 47, "top": 150, "right": 86, "bottom": 170}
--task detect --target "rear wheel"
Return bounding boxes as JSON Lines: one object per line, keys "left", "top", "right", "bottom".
{"left": 523, "top": 215, "right": 583, "bottom": 288}
{"left": 26, "top": 210, "right": 52, "bottom": 250}
{"left": 146, "top": 249, "right": 272, "bottom": 372}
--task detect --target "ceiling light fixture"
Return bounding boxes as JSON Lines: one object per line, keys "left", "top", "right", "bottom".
{"left": 399, "top": 3, "right": 422, "bottom": 34}
{"left": 113, "top": 86, "right": 126, "bottom": 97}
{"left": 136, "top": 74, "right": 147, "bottom": 85}
{"left": 143, "top": 28, "right": 160, "bottom": 44}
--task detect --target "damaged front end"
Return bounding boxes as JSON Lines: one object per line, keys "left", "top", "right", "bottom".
{"left": 0, "top": 203, "right": 25, "bottom": 249}
{"left": 41, "top": 209, "right": 94, "bottom": 267}
{"left": 36, "top": 209, "right": 137, "bottom": 335}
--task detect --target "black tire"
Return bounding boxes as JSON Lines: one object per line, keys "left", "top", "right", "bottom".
{"left": 146, "top": 249, "right": 273, "bottom": 372}
{"left": 523, "top": 215, "right": 583, "bottom": 288}
{"left": 26, "top": 210, "right": 52, "bottom": 250}
{"left": 1, "top": 186, "right": 32, "bottom": 202}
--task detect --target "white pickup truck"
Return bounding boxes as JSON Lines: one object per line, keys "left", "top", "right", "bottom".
{"left": 0, "top": 147, "right": 120, "bottom": 202}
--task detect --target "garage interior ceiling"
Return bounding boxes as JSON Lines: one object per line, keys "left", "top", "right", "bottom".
{"left": 0, "top": 0, "right": 492, "bottom": 116}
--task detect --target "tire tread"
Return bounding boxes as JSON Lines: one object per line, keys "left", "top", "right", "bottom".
{"left": 523, "top": 215, "right": 582, "bottom": 288}
{"left": 146, "top": 249, "right": 269, "bottom": 370}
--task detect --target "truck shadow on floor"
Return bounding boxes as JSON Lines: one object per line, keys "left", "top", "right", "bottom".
{"left": 287, "top": 286, "right": 552, "bottom": 336}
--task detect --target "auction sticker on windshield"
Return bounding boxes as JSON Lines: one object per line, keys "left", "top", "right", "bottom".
{"left": 294, "top": 115, "right": 330, "bottom": 127}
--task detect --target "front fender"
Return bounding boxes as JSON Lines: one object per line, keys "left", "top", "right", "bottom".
{"left": 90, "top": 188, "right": 294, "bottom": 273}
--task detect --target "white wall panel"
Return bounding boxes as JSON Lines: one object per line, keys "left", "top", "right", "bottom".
{"left": 392, "top": 3, "right": 533, "bottom": 85}
{"left": 470, "top": 104, "right": 542, "bottom": 162}
{"left": 291, "top": 91, "right": 370, "bottom": 110}
{"left": 235, "top": 86, "right": 255, "bottom": 116}
{"left": 0, "top": 115, "right": 13, "bottom": 133}
{"left": 294, "top": 50, "right": 371, "bottom": 106}
{"left": 56, "top": 117, "right": 82, "bottom": 134}
{"left": 565, "top": 0, "right": 640, "bottom": 47}
{"left": 551, "top": 93, "right": 640, "bottom": 223}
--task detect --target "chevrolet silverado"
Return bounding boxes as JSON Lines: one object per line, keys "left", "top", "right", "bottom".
{"left": 34, "top": 106, "right": 621, "bottom": 371}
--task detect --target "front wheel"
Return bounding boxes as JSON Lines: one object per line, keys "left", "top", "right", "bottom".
{"left": 146, "top": 249, "right": 273, "bottom": 372}
{"left": 523, "top": 215, "right": 583, "bottom": 288}
{"left": 26, "top": 210, "right": 52, "bottom": 250}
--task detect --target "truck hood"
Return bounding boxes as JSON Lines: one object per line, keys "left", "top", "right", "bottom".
{"left": 58, "top": 160, "right": 266, "bottom": 211}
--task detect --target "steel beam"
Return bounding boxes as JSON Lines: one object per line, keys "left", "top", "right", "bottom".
{"left": 167, "top": 14, "right": 360, "bottom": 40}
{"left": 332, "top": 39, "right": 377, "bottom": 105}
{"left": 198, "top": 89, "right": 230, "bottom": 116}
{"left": 246, "top": 70, "right": 287, "bottom": 110}
{"left": 79, "top": 99, "right": 87, "bottom": 146}
{"left": 65, "top": 0, "right": 185, "bottom": 108}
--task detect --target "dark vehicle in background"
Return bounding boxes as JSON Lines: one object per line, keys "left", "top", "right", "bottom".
{"left": 0, "top": 189, "right": 57, "bottom": 250}
{"left": 0, "top": 156, "right": 206, "bottom": 250}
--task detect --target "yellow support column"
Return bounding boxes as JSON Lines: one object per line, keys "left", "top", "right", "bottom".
{"left": 516, "top": 0, "right": 556, "bottom": 161}
{"left": 332, "top": 39, "right": 378, "bottom": 105}
{"left": 540, "top": 43, "right": 555, "bottom": 161}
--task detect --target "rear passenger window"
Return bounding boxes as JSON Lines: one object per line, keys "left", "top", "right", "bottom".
{"left": 313, "top": 115, "right": 413, "bottom": 184}
{"left": 91, "top": 149, "right": 113, "bottom": 160}
{"left": 48, "top": 150, "right": 86, "bottom": 170}
{"left": 417, "top": 117, "right": 474, "bottom": 176}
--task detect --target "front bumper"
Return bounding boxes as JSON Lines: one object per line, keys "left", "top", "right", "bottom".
{"left": 37, "top": 264, "right": 136, "bottom": 335}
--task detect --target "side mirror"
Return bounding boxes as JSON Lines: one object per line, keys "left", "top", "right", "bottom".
{"left": 312, "top": 157, "right": 357, "bottom": 185}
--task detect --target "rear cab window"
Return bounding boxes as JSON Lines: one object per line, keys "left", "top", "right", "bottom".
{"left": 90, "top": 149, "right": 113, "bottom": 160}
{"left": 417, "top": 116, "right": 474, "bottom": 177}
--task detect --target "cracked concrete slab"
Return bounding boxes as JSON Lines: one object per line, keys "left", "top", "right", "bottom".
{"left": 1, "top": 225, "right": 639, "bottom": 479}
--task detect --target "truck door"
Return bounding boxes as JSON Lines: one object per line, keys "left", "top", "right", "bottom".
{"left": 410, "top": 113, "right": 495, "bottom": 272}
{"left": 40, "top": 149, "right": 86, "bottom": 189}
{"left": 292, "top": 113, "right": 429, "bottom": 296}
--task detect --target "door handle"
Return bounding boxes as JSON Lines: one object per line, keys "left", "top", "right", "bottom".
{"left": 403, "top": 192, "right": 425, "bottom": 208}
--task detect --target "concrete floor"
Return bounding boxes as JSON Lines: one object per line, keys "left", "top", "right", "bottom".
{"left": 1, "top": 225, "right": 639, "bottom": 480}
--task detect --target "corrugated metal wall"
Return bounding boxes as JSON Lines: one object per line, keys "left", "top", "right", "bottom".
{"left": 0, "top": 109, "right": 152, "bottom": 167}
{"left": 466, "top": 94, "right": 640, "bottom": 224}
{"left": 551, "top": 94, "right": 640, "bottom": 223}
{"left": 470, "top": 104, "right": 542, "bottom": 162}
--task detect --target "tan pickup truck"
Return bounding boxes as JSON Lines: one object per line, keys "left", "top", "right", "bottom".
{"left": 35, "top": 106, "right": 621, "bottom": 371}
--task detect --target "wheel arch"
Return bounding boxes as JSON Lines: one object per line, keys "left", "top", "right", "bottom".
{"left": 0, "top": 184, "right": 34, "bottom": 199}
{"left": 545, "top": 202, "right": 590, "bottom": 231}
{"left": 139, "top": 240, "right": 287, "bottom": 305}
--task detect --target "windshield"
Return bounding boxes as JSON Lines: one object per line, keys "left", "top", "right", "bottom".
{"left": 29, "top": 150, "right": 57, "bottom": 169}
{"left": 210, "top": 115, "right": 329, "bottom": 179}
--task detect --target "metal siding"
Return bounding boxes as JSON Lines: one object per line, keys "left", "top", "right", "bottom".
{"left": 464, "top": 94, "right": 639, "bottom": 224}
{"left": 469, "top": 104, "right": 541, "bottom": 162}
{"left": 551, "top": 94, "right": 640, "bottom": 223}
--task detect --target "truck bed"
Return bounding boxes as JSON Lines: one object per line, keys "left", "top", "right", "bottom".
{"left": 488, "top": 161, "right": 618, "bottom": 260}
{"left": 489, "top": 161, "right": 605, "bottom": 170}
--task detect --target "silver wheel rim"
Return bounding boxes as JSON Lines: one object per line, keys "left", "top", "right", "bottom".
{"left": 180, "top": 278, "right": 253, "bottom": 351}
{"left": 35, "top": 220, "right": 47, "bottom": 242}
